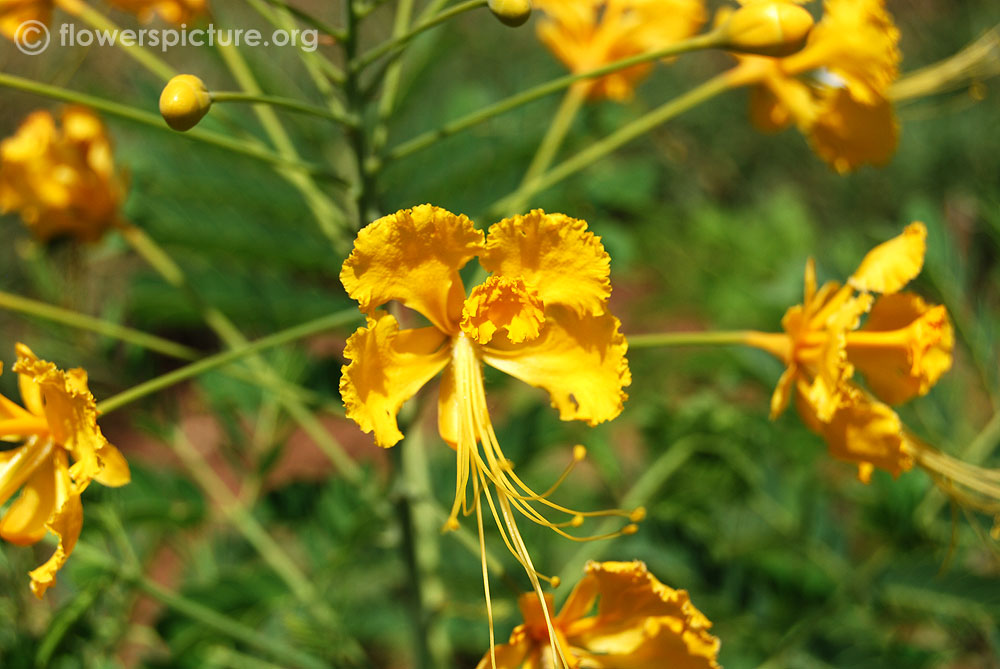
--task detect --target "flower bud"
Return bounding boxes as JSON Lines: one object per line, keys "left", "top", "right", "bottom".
{"left": 719, "top": 2, "right": 814, "bottom": 58}
{"left": 159, "top": 74, "right": 212, "bottom": 132}
{"left": 488, "top": 0, "right": 531, "bottom": 27}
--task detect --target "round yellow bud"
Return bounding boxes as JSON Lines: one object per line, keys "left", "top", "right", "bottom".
{"left": 720, "top": 2, "right": 814, "bottom": 58}
{"left": 159, "top": 74, "right": 212, "bottom": 132}
{"left": 488, "top": 0, "right": 531, "bottom": 27}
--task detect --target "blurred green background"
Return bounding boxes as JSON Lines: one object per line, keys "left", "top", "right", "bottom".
{"left": 1, "top": 0, "right": 999, "bottom": 667}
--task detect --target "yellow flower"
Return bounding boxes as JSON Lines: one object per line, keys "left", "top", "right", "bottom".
{"left": 534, "top": 0, "right": 706, "bottom": 100}
{"left": 340, "top": 205, "right": 636, "bottom": 652}
{"left": 0, "top": 344, "right": 130, "bottom": 597}
{"left": 727, "top": 0, "right": 901, "bottom": 172}
{"left": 0, "top": 107, "right": 124, "bottom": 243}
{"left": 743, "top": 222, "right": 954, "bottom": 480}
{"left": 476, "top": 560, "right": 720, "bottom": 669}
{"left": 0, "top": 0, "right": 51, "bottom": 42}
{"left": 107, "top": 0, "right": 205, "bottom": 24}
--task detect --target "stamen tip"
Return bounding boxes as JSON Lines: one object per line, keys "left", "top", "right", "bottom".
{"left": 629, "top": 506, "right": 646, "bottom": 523}
{"left": 549, "top": 576, "right": 561, "bottom": 589}
{"left": 573, "top": 444, "right": 587, "bottom": 461}
{"left": 622, "top": 523, "right": 640, "bottom": 535}
{"left": 571, "top": 514, "right": 584, "bottom": 528}
{"left": 443, "top": 517, "right": 461, "bottom": 532}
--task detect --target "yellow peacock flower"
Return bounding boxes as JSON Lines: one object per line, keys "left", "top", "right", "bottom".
{"left": 0, "top": 344, "right": 130, "bottom": 597}
{"left": 743, "top": 222, "right": 954, "bottom": 481}
{"left": 340, "top": 205, "right": 638, "bottom": 660}
{"left": 1, "top": 106, "right": 125, "bottom": 243}
{"left": 476, "top": 560, "right": 720, "bottom": 669}
{"left": 533, "top": 0, "right": 706, "bottom": 100}
{"left": 726, "top": 0, "right": 901, "bottom": 172}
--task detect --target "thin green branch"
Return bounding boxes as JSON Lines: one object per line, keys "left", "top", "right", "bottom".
{"left": 488, "top": 72, "right": 733, "bottom": 217}
{"left": 383, "top": 30, "right": 724, "bottom": 163}
{"left": 260, "top": 0, "right": 347, "bottom": 41}
{"left": 350, "top": 0, "right": 487, "bottom": 72}
{"left": 627, "top": 329, "right": 758, "bottom": 349}
{"left": 71, "top": 542, "right": 330, "bottom": 669}
{"left": 211, "top": 91, "right": 358, "bottom": 127}
{"left": 0, "top": 72, "right": 341, "bottom": 180}
{"left": 95, "top": 309, "right": 359, "bottom": 414}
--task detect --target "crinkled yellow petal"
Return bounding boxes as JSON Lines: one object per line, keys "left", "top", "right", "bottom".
{"left": 802, "top": 293, "right": 872, "bottom": 423}
{"left": 748, "top": 82, "right": 795, "bottom": 133}
{"left": 795, "top": 389, "right": 914, "bottom": 481}
{"left": 481, "top": 210, "right": 611, "bottom": 317}
{"left": 340, "top": 312, "right": 450, "bottom": 448}
{"left": 807, "top": 88, "right": 898, "bottom": 174}
{"left": 93, "top": 443, "right": 131, "bottom": 487}
{"left": 12, "top": 343, "right": 117, "bottom": 490}
{"left": 461, "top": 276, "right": 546, "bottom": 346}
{"left": 29, "top": 450, "right": 83, "bottom": 599}
{"left": 769, "top": 365, "right": 797, "bottom": 419}
{"left": 481, "top": 306, "right": 630, "bottom": 426}
{"left": 849, "top": 222, "right": 926, "bottom": 294}
{"left": 340, "top": 204, "right": 484, "bottom": 333}
{"left": 0, "top": 451, "right": 56, "bottom": 546}
{"left": 565, "top": 561, "right": 720, "bottom": 668}
{"left": 848, "top": 293, "right": 954, "bottom": 405}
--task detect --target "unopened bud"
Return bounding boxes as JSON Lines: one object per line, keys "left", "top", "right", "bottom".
{"left": 720, "top": 2, "right": 814, "bottom": 58}
{"left": 488, "top": 0, "right": 531, "bottom": 27}
{"left": 159, "top": 74, "right": 212, "bottom": 132}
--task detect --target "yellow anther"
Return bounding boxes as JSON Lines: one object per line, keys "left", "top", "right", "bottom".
{"left": 549, "top": 576, "right": 561, "bottom": 589}
{"left": 570, "top": 514, "right": 584, "bottom": 528}
{"left": 719, "top": 2, "right": 815, "bottom": 58}
{"left": 443, "top": 517, "right": 461, "bottom": 532}
{"left": 573, "top": 444, "right": 587, "bottom": 461}
{"left": 622, "top": 523, "right": 639, "bottom": 535}
{"left": 488, "top": 0, "right": 531, "bottom": 27}
{"left": 159, "top": 74, "right": 212, "bottom": 132}
{"left": 629, "top": 507, "right": 646, "bottom": 523}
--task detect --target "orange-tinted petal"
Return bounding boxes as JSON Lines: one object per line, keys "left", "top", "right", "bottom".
{"left": 340, "top": 313, "right": 450, "bottom": 448}
{"left": 481, "top": 211, "right": 611, "bottom": 317}
{"left": 848, "top": 292, "right": 954, "bottom": 405}
{"left": 93, "top": 443, "right": 131, "bottom": 487}
{"left": 848, "top": 222, "right": 926, "bottom": 294}
{"left": 795, "top": 389, "right": 914, "bottom": 481}
{"left": 481, "top": 306, "right": 630, "bottom": 426}
{"left": 564, "top": 561, "right": 720, "bottom": 668}
{"left": 474, "top": 625, "right": 534, "bottom": 669}
{"left": 29, "top": 450, "right": 83, "bottom": 598}
{"left": 340, "top": 204, "right": 484, "bottom": 333}
{"left": 0, "top": 450, "right": 56, "bottom": 546}
{"left": 807, "top": 88, "right": 898, "bottom": 173}
{"left": 461, "top": 276, "right": 546, "bottom": 345}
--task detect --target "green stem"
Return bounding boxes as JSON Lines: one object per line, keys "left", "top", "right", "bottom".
{"left": 57, "top": 0, "right": 175, "bottom": 81}
{"left": 351, "top": 0, "right": 488, "bottom": 72}
{"left": 0, "top": 289, "right": 198, "bottom": 360}
{"left": 71, "top": 543, "right": 330, "bottom": 669}
{"left": 0, "top": 72, "right": 340, "bottom": 180}
{"left": 119, "top": 224, "right": 363, "bottom": 483}
{"left": 214, "top": 38, "right": 352, "bottom": 253}
{"left": 384, "top": 29, "right": 724, "bottom": 163}
{"left": 95, "top": 309, "right": 359, "bottom": 414}
{"left": 627, "top": 329, "right": 756, "bottom": 349}
{"left": 211, "top": 91, "right": 358, "bottom": 127}
{"left": 171, "top": 429, "right": 361, "bottom": 660}
{"left": 369, "top": 0, "right": 415, "bottom": 158}
{"left": 342, "top": 0, "right": 378, "bottom": 225}
{"left": 505, "top": 83, "right": 588, "bottom": 215}
{"left": 488, "top": 72, "right": 733, "bottom": 217}
{"left": 259, "top": 0, "right": 347, "bottom": 42}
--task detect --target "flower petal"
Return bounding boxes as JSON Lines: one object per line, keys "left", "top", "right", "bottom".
{"left": 481, "top": 211, "right": 611, "bottom": 317}
{"left": 12, "top": 343, "right": 118, "bottom": 490}
{"left": 0, "top": 451, "right": 56, "bottom": 546}
{"left": 848, "top": 292, "right": 954, "bottom": 405}
{"left": 848, "top": 222, "right": 926, "bottom": 294}
{"left": 93, "top": 443, "right": 131, "bottom": 487}
{"left": 29, "top": 450, "right": 83, "bottom": 599}
{"left": 795, "top": 388, "right": 914, "bottom": 481}
{"left": 461, "top": 276, "right": 546, "bottom": 345}
{"left": 340, "top": 204, "right": 484, "bottom": 333}
{"left": 807, "top": 89, "right": 898, "bottom": 174}
{"left": 566, "top": 561, "right": 720, "bottom": 668}
{"left": 340, "top": 312, "right": 450, "bottom": 448}
{"left": 481, "top": 306, "right": 630, "bottom": 426}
